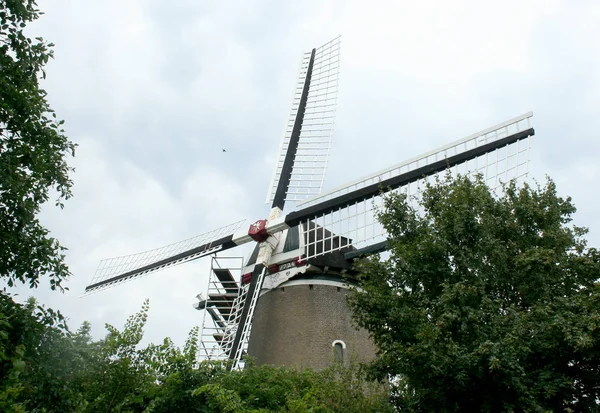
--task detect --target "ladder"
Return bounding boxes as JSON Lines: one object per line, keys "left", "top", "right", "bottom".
{"left": 197, "top": 257, "right": 266, "bottom": 370}
{"left": 197, "top": 256, "right": 244, "bottom": 360}
{"left": 226, "top": 266, "right": 266, "bottom": 370}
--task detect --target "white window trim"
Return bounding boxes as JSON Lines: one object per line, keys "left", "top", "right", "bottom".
{"left": 331, "top": 340, "right": 346, "bottom": 349}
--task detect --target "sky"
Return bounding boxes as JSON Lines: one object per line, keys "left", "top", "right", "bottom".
{"left": 7, "top": 0, "right": 600, "bottom": 348}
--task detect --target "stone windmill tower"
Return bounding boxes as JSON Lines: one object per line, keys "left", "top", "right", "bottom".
{"left": 85, "top": 37, "right": 535, "bottom": 370}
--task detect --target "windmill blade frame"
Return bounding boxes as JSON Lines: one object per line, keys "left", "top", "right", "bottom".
{"left": 85, "top": 219, "right": 248, "bottom": 294}
{"left": 283, "top": 112, "right": 535, "bottom": 259}
{"left": 267, "top": 36, "right": 341, "bottom": 209}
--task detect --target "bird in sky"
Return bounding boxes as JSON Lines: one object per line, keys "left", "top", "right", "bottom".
{"left": 222, "top": 149, "right": 226, "bottom": 153}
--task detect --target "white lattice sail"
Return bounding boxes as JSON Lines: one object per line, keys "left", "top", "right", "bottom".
{"left": 297, "top": 112, "right": 534, "bottom": 259}
{"left": 86, "top": 219, "right": 246, "bottom": 293}
{"left": 266, "top": 36, "right": 341, "bottom": 205}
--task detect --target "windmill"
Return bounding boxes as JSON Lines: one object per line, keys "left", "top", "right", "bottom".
{"left": 85, "top": 36, "right": 535, "bottom": 370}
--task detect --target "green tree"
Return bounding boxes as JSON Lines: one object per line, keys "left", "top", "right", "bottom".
{"left": 1, "top": 295, "right": 393, "bottom": 412}
{"left": 149, "top": 361, "right": 394, "bottom": 413}
{"left": 0, "top": 293, "right": 83, "bottom": 412}
{"left": 348, "top": 175, "right": 600, "bottom": 412}
{"left": 1, "top": 0, "right": 76, "bottom": 290}
{"left": 80, "top": 299, "right": 159, "bottom": 412}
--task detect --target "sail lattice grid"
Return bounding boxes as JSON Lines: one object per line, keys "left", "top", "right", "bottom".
{"left": 267, "top": 36, "right": 341, "bottom": 205}
{"left": 300, "top": 113, "right": 534, "bottom": 259}
{"left": 87, "top": 219, "right": 246, "bottom": 293}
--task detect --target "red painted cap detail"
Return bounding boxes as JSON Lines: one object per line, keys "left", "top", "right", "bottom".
{"left": 248, "top": 219, "right": 269, "bottom": 242}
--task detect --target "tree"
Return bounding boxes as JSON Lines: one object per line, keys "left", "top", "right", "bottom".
{"left": 148, "top": 360, "right": 394, "bottom": 413}
{"left": 348, "top": 175, "right": 600, "bottom": 412}
{"left": 0, "top": 294, "right": 394, "bottom": 412}
{"left": 0, "top": 293, "right": 80, "bottom": 412}
{"left": 0, "top": 0, "right": 76, "bottom": 290}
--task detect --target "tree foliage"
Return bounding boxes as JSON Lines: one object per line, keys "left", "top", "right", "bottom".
{"left": 0, "top": 0, "right": 75, "bottom": 290}
{"left": 348, "top": 175, "right": 600, "bottom": 412}
{"left": 0, "top": 295, "right": 393, "bottom": 412}
{"left": 0, "top": 293, "right": 76, "bottom": 412}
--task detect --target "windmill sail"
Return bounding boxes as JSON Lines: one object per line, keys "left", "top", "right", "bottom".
{"left": 267, "top": 36, "right": 341, "bottom": 209}
{"left": 286, "top": 112, "right": 535, "bottom": 259}
{"left": 85, "top": 219, "right": 247, "bottom": 293}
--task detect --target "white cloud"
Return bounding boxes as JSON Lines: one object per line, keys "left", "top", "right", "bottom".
{"left": 8, "top": 0, "right": 600, "bottom": 348}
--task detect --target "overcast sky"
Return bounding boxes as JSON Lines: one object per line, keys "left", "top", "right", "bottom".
{"left": 7, "top": 0, "right": 600, "bottom": 347}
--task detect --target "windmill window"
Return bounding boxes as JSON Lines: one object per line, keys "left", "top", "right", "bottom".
{"left": 283, "top": 225, "right": 300, "bottom": 252}
{"left": 332, "top": 340, "right": 346, "bottom": 363}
